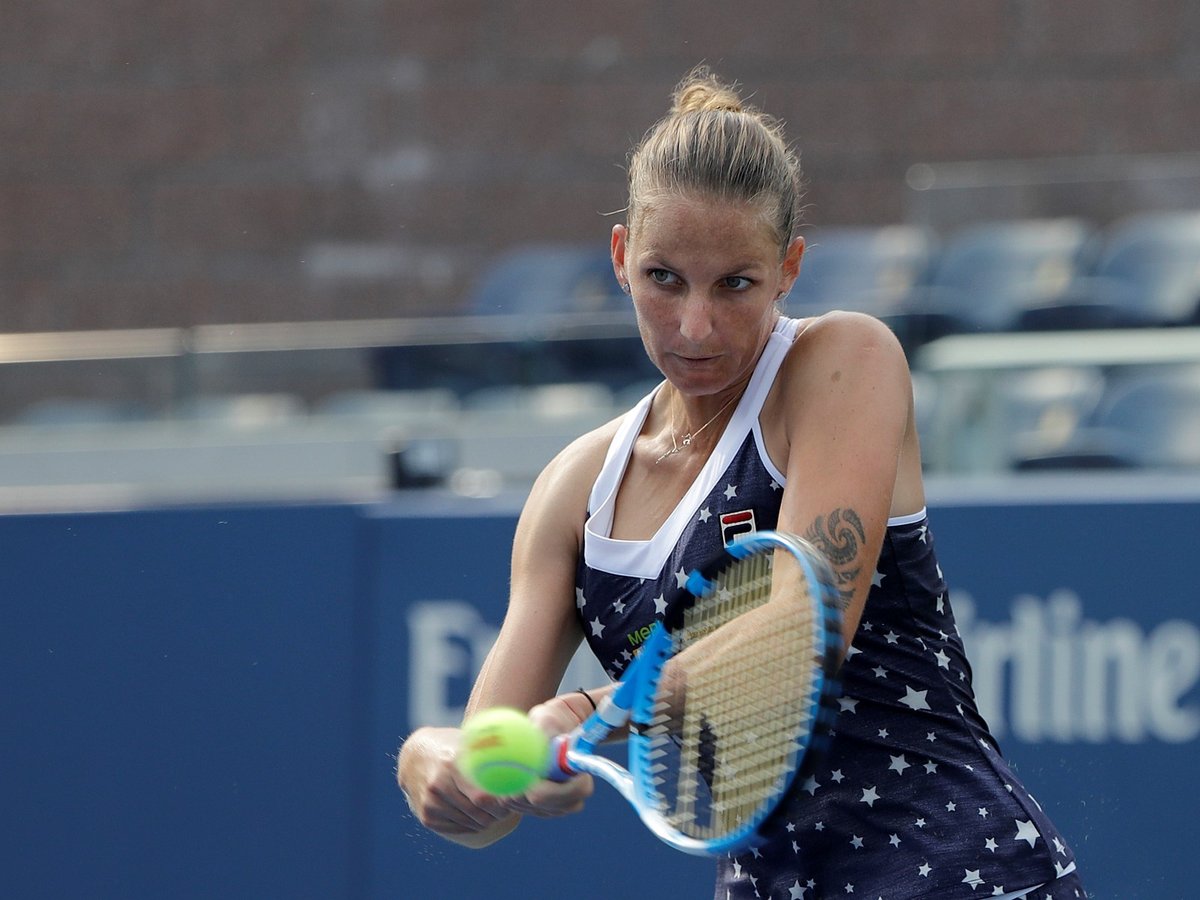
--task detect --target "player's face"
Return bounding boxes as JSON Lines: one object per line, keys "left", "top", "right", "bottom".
{"left": 613, "top": 193, "right": 803, "bottom": 398}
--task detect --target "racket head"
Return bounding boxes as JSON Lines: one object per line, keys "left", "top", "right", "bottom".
{"left": 625, "top": 530, "right": 843, "bottom": 856}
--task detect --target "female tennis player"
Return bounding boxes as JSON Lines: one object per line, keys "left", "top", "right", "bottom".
{"left": 398, "top": 66, "right": 1087, "bottom": 899}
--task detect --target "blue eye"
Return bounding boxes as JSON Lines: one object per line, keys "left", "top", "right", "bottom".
{"left": 723, "top": 276, "right": 754, "bottom": 291}
{"left": 648, "top": 268, "right": 679, "bottom": 286}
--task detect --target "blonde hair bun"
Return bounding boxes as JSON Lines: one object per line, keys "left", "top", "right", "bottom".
{"left": 670, "top": 66, "right": 745, "bottom": 116}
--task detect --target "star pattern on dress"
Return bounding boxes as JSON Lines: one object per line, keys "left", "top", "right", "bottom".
{"left": 1014, "top": 818, "right": 1041, "bottom": 848}
{"left": 578, "top": 485, "right": 1080, "bottom": 899}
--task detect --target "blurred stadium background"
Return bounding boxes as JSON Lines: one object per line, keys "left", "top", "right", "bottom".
{"left": 2, "top": 3, "right": 1199, "bottom": 898}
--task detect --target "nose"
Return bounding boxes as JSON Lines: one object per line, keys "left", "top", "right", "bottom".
{"left": 678, "top": 291, "right": 715, "bottom": 344}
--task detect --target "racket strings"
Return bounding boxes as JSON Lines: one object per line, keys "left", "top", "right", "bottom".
{"left": 647, "top": 551, "right": 821, "bottom": 840}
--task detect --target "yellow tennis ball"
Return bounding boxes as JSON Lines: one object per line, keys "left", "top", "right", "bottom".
{"left": 458, "top": 707, "right": 550, "bottom": 797}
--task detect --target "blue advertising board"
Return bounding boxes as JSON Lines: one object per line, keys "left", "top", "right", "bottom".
{"left": 2, "top": 483, "right": 1198, "bottom": 898}
{"left": 367, "top": 486, "right": 1200, "bottom": 899}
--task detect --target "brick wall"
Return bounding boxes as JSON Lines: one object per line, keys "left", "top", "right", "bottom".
{"left": 2, "top": 0, "right": 1198, "bottom": 331}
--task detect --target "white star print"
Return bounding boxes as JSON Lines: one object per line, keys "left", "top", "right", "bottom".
{"left": 1053, "top": 836, "right": 1066, "bottom": 855}
{"left": 698, "top": 507, "right": 712, "bottom": 523}
{"left": 674, "top": 568, "right": 688, "bottom": 588}
{"left": 653, "top": 594, "right": 668, "bottom": 615}
{"left": 884, "top": 630, "right": 899, "bottom": 644}
{"left": 1014, "top": 818, "right": 1041, "bottom": 848}
{"left": 918, "top": 525, "right": 928, "bottom": 543}
{"left": 850, "top": 834, "right": 864, "bottom": 849}
{"left": 575, "top": 587, "right": 586, "bottom": 610}
{"left": 613, "top": 598, "right": 625, "bottom": 614}
{"left": 871, "top": 569, "right": 885, "bottom": 588}
{"left": 724, "top": 483, "right": 738, "bottom": 500}
{"left": 590, "top": 617, "right": 604, "bottom": 636}
{"left": 978, "top": 807, "right": 989, "bottom": 818}
{"left": 924, "top": 760, "right": 938, "bottom": 774}
{"left": 915, "top": 817, "right": 926, "bottom": 828}
{"left": 837, "top": 697, "right": 858, "bottom": 714}
{"left": 830, "top": 769, "right": 845, "bottom": 783}
{"left": 860, "top": 786, "right": 879, "bottom": 807}
{"left": 872, "top": 666, "right": 888, "bottom": 679}
{"left": 788, "top": 881, "right": 804, "bottom": 899}
{"left": 889, "top": 833, "right": 901, "bottom": 847}
{"left": 985, "top": 837, "right": 998, "bottom": 852}
{"left": 918, "top": 862, "right": 931, "bottom": 876}
{"left": 803, "top": 776, "right": 820, "bottom": 796}
{"left": 934, "top": 649, "right": 951, "bottom": 669}
{"left": 946, "top": 801, "right": 957, "bottom": 812}
{"left": 770, "top": 479, "right": 782, "bottom": 491}
{"left": 962, "top": 869, "right": 983, "bottom": 889}
{"left": 991, "top": 886, "right": 1006, "bottom": 896}
{"left": 900, "top": 686, "right": 931, "bottom": 711}
{"left": 889, "top": 754, "right": 910, "bottom": 775}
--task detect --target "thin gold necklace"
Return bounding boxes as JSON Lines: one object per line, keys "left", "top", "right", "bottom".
{"left": 655, "top": 391, "right": 741, "bottom": 464}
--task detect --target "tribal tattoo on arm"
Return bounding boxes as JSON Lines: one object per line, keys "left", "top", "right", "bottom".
{"left": 802, "top": 508, "right": 866, "bottom": 610}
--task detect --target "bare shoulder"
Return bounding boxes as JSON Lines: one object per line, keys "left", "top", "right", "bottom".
{"left": 793, "top": 310, "right": 907, "bottom": 364}
{"left": 767, "top": 311, "right": 912, "bottom": 433}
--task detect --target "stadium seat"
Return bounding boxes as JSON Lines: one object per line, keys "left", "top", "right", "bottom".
{"left": 999, "top": 367, "right": 1108, "bottom": 467}
{"left": 468, "top": 243, "right": 624, "bottom": 316}
{"left": 375, "top": 243, "right": 633, "bottom": 396}
{"left": 1014, "top": 365, "right": 1200, "bottom": 470}
{"left": 787, "top": 225, "right": 933, "bottom": 317}
{"left": 1017, "top": 211, "right": 1200, "bottom": 330}
{"left": 893, "top": 218, "right": 1095, "bottom": 346}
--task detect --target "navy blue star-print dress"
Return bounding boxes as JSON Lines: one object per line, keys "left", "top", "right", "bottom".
{"left": 574, "top": 317, "right": 1086, "bottom": 900}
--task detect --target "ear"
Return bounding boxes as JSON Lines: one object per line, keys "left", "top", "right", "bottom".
{"left": 779, "top": 235, "right": 805, "bottom": 296}
{"left": 611, "top": 224, "right": 629, "bottom": 292}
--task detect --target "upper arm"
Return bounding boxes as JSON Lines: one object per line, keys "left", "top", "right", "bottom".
{"left": 773, "top": 313, "right": 913, "bottom": 644}
{"left": 463, "top": 428, "right": 610, "bottom": 719}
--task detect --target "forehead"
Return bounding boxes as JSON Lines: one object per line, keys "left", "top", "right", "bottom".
{"left": 631, "top": 193, "right": 780, "bottom": 262}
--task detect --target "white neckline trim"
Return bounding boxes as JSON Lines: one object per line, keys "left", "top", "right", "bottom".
{"left": 584, "top": 317, "right": 801, "bottom": 579}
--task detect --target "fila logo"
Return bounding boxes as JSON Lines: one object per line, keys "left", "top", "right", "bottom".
{"left": 720, "top": 509, "right": 757, "bottom": 546}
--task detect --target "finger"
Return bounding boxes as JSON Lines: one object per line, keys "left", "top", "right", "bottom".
{"left": 416, "top": 777, "right": 511, "bottom": 834}
{"left": 503, "top": 773, "right": 594, "bottom": 818}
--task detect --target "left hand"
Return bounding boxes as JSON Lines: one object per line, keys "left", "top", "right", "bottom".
{"left": 498, "top": 692, "right": 597, "bottom": 819}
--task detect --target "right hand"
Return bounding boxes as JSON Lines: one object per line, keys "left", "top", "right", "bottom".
{"left": 397, "top": 727, "right": 518, "bottom": 847}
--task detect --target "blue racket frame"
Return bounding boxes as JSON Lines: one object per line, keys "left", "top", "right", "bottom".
{"left": 548, "top": 530, "right": 842, "bottom": 856}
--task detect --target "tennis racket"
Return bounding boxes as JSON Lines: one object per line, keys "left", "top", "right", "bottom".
{"left": 548, "top": 529, "right": 843, "bottom": 856}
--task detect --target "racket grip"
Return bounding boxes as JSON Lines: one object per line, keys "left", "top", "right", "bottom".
{"left": 546, "top": 735, "right": 576, "bottom": 782}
